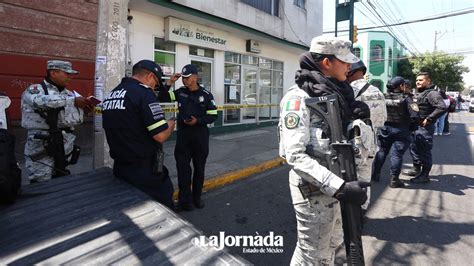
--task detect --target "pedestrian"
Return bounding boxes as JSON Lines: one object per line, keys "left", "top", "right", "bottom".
{"left": 456, "top": 94, "right": 464, "bottom": 111}
{"left": 443, "top": 94, "right": 456, "bottom": 135}
{"left": 102, "top": 60, "right": 176, "bottom": 209}
{"left": 371, "top": 77, "right": 419, "bottom": 188}
{"left": 403, "top": 72, "right": 446, "bottom": 183}
{"left": 279, "top": 36, "right": 370, "bottom": 265}
{"left": 434, "top": 90, "right": 450, "bottom": 136}
{"left": 157, "top": 64, "right": 218, "bottom": 211}
{"left": 21, "top": 60, "right": 94, "bottom": 183}
{"left": 346, "top": 60, "right": 385, "bottom": 210}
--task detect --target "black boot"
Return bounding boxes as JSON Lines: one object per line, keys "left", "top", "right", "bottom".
{"left": 410, "top": 167, "right": 430, "bottom": 184}
{"left": 390, "top": 176, "right": 405, "bottom": 188}
{"left": 402, "top": 164, "right": 421, "bottom": 176}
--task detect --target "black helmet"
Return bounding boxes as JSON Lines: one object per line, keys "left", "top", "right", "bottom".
{"left": 386, "top": 76, "right": 406, "bottom": 92}
{"left": 349, "top": 60, "right": 367, "bottom": 75}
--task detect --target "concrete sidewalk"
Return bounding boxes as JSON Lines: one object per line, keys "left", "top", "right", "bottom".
{"left": 21, "top": 125, "right": 283, "bottom": 191}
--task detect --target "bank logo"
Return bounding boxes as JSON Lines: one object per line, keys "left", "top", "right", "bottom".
{"left": 191, "top": 231, "right": 284, "bottom": 254}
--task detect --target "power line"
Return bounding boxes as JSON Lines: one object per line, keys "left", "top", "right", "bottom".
{"left": 323, "top": 7, "right": 474, "bottom": 33}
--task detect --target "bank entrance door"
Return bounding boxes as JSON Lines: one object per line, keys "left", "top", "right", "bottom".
{"left": 242, "top": 65, "right": 258, "bottom": 123}
{"left": 190, "top": 59, "right": 213, "bottom": 92}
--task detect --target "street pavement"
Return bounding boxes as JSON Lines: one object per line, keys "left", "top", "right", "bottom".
{"left": 16, "top": 110, "right": 474, "bottom": 265}
{"left": 180, "top": 111, "right": 474, "bottom": 265}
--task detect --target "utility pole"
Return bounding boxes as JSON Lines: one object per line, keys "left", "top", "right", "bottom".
{"left": 93, "top": 0, "right": 129, "bottom": 169}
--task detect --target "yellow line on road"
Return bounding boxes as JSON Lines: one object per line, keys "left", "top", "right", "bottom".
{"left": 172, "top": 157, "right": 286, "bottom": 200}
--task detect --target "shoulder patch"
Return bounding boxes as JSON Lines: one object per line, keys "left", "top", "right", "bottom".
{"left": 409, "top": 103, "right": 419, "bottom": 112}
{"left": 284, "top": 112, "right": 300, "bottom": 129}
{"left": 28, "top": 85, "right": 40, "bottom": 94}
{"left": 284, "top": 98, "right": 301, "bottom": 111}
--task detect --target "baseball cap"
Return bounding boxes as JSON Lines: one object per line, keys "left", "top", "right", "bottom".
{"left": 310, "top": 36, "right": 360, "bottom": 64}
{"left": 133, "top": 60, "right": 163, "bottom": 88}
{"left": 181, "top": 64, "right": 198, "bottom": 77}
{"left": 47, "top": 60, "right": 79, "bottom": 74}
{"left": 388, "top": 76, "right": 406, "bottom": 88}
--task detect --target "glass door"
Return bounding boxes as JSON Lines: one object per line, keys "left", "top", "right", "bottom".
{"left": 242, "top": 66, "right": 258, "bottom": 122}
{"left": 191, "top": 59, "right": 213, "bottom": 92}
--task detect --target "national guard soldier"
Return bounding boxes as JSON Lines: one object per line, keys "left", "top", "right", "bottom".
{"left": 279, "top": 36, "right": 370, "bottom": 265}
{"left": 346, "top": 60, "right": 386, "bottom": 210}
{"left": 21, "top": 60, "right": 93, "bottom": 183}
{"left": 404, "top": 72, "right": 446, "bottom": 183}
{"left": 371, "top": 77, "right": 420, "bottom": 187}
{"left": 158, "top": 64, "right": 218, "bottom": 211}
{"left": 102, "top": 60, "right": 176, "bottom": 209}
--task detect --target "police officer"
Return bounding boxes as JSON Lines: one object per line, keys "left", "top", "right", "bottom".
{"left": 21, "top": 60, "right": 94, "bottom": 183}
{"left": 102, "top": 60, "right": 176, "bottom": 209}
{"left": 279, "top": 36, "right": 370, "bottom": 265}
{"left": 347, "top": 60, "right": 386, "bottom": 210}
{"left": 404, "top": 72, "right": 446, "bottom": 183}
{"left": 158, "top": 64, "right": 218, "bottom": 211}
{"left": 347, "top": 60, "right": 387, "bottom": 133}
{"left": 371, "top": 77, "right": 419, "bottom": 188}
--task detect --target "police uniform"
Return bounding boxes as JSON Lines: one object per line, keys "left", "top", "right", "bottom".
{"left": 158, "top": 84, "right": 217, "bottom": 207}
{"left": 102, "top": 77, "right": 174, "bottom": 209}
{"left": 21, "top": 61, "right": 83, "bottom": 183}
{"left": 372, "top": 89, "right": 419, "bottom": 186}
{"left": 409, "top": 85, "right": 446, "bottom": 182}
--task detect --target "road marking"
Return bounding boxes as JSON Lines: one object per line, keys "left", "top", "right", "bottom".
{"left": 172, "top": 157, "right": 285, "bottom": 200}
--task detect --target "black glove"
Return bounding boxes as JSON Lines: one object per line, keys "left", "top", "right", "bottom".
{"left": 334, "top": 181, "right": 371, "bottom": 205}
{"left": 351, "top": 100, "right": 370, "bottom": 120}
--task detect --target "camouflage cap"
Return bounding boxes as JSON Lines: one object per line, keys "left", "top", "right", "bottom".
{"left": 310, "top": 36, "right": 359, "bottom": 64}
{"left": 47, "top": 60, "right": 79, "bottom": 74}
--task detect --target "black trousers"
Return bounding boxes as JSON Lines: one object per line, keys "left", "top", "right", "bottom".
{"left": 175, "top": 126, "right": 209, "bottom": 205}
{"left": 113, "top": 159, "right": 174, "bottom": 209}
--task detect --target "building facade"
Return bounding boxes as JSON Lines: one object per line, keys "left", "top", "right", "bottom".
{"left": 0, "top": 0, "right": 98, "bottom": 121}
{"left": 353, "top": 30, "right": 407, "bottom": 92}
{"left": 129, "top": 0, "right": 322, "bottom": 129}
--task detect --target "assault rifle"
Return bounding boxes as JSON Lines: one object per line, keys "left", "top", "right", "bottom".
{"left": 305, "top": 94, "right": 365, "bottom": 266}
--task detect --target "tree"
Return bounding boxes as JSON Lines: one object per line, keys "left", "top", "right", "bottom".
{"left": 397, "top": 58, "right": 415, "bottom": 85}
{"left": 409, "top": 51, "right": 469, "bottom": 91}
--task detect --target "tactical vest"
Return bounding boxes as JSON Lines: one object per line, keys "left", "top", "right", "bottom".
{"left": 416, "top": 89, "right": 435, "bottom": 118}
{"left": 384, "top": 92, "right": 406, "bottom": 124}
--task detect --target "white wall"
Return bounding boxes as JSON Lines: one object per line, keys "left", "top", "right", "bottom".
{"left": 171, "top": 0, "right": 322, "bottom": 46}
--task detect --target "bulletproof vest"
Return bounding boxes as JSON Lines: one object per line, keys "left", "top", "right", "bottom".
{"left": 416, "top": 89, "right": 435, "bottom": 118}
{"left": 384, "top": 92, "right": 406, "bottom": 124}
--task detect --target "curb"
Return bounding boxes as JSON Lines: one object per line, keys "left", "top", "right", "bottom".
{"left": 172, "top": 157, "right": 285, "bottom": 200}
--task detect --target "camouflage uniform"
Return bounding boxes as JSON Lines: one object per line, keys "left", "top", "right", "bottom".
{"left": 279, "top": 85, "right": 345, "bottom": 265}
{"left": 21, "top": 61, "right": 83, "bottom": 182}
{"left": 350, "top": 79, "right": 386, "bottom": 210}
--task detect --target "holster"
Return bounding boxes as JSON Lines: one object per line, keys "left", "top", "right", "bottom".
{"left": 68, "top": 145, "right": 81, "bottom": 165}
{"left": 152, "top": 149, "right": 164, "bottom": 175}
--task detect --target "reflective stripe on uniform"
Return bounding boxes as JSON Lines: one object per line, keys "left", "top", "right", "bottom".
{"left": 147, "top": 120, "right": 167, "bottom": 131}
{"left": 206, "top": 110, "right": 218, "bottom": 115}
{"left": 169, "top": 91, "right": 176, "bottom": 101}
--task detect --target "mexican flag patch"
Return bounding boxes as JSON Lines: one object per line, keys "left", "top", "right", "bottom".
{"left": 285, "top": 99, "right": 300, "bottom": 111}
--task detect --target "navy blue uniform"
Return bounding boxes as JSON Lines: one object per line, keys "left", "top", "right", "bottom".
{"left": 158, "top": 85, "right": 217, "bottom": 206}
{"left": 410, "top": 86, "right": 446, "bottom": 175}
{"left": 372, "top": 92, "right": 419, "bottom": 181}
{"left": 103, "top": 77, "right": 174, "bottom": 209}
